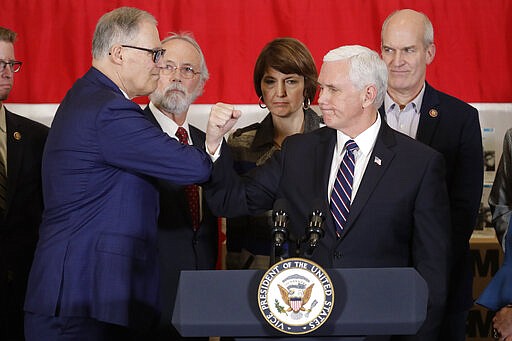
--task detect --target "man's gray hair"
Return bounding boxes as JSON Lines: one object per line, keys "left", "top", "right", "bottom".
{"left": 162, "top": 32, "right": 209, "bottom": 85}
{"left": 323, "top": 45, "right": 388, "bottom": 108}
{"left": 92, "top": 7, "right": 157, "bottom": 59}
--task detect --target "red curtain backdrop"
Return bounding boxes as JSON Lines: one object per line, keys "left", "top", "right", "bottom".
{"left": 2, "top": 0, "right": 511, "bottom": 104}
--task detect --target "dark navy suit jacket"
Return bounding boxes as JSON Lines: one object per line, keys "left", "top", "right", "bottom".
{"left": 143, "top": 106, "right": 218, "bottom": 339}
{"left": 24, "top": 67, "right": 212, "bottom": 331}
{"left": 0, "top": 109, "right": 48, "bottom": 339}
{"left": 205, "top": 121, "right": 451, "bottom": 340}
{"left": 379, "top": 82, "right": 483, "bottom": 312}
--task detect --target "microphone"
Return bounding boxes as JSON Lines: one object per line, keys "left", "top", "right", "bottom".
{"left": 305, "top": 200, "right": 326, "bottom": 249}
{"left": 271, "top": 198, "right": 289, "bottom": 247}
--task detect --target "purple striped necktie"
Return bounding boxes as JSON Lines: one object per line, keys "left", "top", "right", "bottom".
{"left": 330, "top": 139, "right": 358, "bottom": 237}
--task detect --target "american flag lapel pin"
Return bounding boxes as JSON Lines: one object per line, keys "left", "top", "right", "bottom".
{"left": 374, "top": 156, "right": 382, "bottom": 166}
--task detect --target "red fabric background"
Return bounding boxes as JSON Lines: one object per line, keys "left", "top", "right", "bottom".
{"left": 2, "top": 0, "right": 511, "bottom": 104}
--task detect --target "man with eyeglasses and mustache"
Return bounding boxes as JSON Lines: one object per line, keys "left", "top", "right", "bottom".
{"left": 23, "top": 8, "right": 212, "bottom": 341}
{"left": 0, "top": 26, "right": 48, "bottom": 341}
{"left": 144, "top": 32, "right": 217, "bottom": 341}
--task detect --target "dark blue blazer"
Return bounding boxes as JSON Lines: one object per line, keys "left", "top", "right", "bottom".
{"left": 0, "top": 109, "right": 48, "bottom": 339}
{"left": 143, "top": 106, "right": 218, "bottom": 338}
{"left": 205, "top": 120, "right": 451, "bottom": 339}
{"left": 24, "top": 68, "right": 212, "bottom": 331}
{"left": 379, "top": 82, "right": 483, "bottom": 312}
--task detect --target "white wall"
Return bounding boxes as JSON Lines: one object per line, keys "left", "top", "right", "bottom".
{"left": 7, "top": 103, "right": 512, "bottom": 130}
{"left": 4, "top": 103, "right": 271, "bottom": 132}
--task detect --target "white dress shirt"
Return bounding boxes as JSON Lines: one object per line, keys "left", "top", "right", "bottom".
{"left": 328, "top": 114, "right": 381, "bottom": 203}
{"left": 149, "top": 102, "right": 192, "bottom": 144}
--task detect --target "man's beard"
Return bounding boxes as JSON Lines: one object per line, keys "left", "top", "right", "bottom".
{"left": 150, "top": 82, "right": 200, "bottom": 115}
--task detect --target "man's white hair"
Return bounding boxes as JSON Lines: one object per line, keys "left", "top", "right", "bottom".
{"left": 323, "top": 45, "right": 388, "bottom": 108}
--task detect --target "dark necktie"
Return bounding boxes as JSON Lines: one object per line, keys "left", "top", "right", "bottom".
{"left": 175, "top": 127, "right": 200, "bottom": 231}
{"left": 0, "top": 156, "right": 7, "bottom": 216}
{"left": 330, "top": 139, "right": 358, "bottom": 237}
{"left": 0, "top": 157, "right": 7, "bottom": 216}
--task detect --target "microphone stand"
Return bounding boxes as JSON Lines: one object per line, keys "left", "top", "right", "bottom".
{"left": 270, "top": 209, "right": 289, "bottom": 267}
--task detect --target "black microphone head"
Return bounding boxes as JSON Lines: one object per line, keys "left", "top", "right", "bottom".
{"left": 308, "top": 198, "right": 326, "bottom": 240}
{"left": 271, "top": 198, "right": 289, "bottom": 246}
{"left": 309, "top": 199, "right": 326, "bottom": 222}
{"left": 273, "top": 198, "right": 289, "bottom": 225}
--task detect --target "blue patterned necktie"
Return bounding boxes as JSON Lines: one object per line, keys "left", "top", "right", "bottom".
{"left": 330, "top": 139, "right": 358, "bottom": 237}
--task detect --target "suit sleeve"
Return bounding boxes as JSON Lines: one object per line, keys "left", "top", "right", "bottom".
{"left": 412, "top": 151, "right": 451, "bottom": 339}
{"left": 489, "top": 129, "right": 512, "bottom": 248}
{"left": 448, "top": 107, "right": 483, "bottom": 253}
{"left": 204, "top": 140, "right": 279, "bottom": 218}
{"left": 96, "top": 101, "right": 211, "bottom": 185}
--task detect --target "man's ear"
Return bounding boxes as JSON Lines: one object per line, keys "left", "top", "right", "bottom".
{"left": 426, "top": 43, "right": 436, "bottom": 65}
{"left": 362, "top": 84, "right": 377, "bottom": 109}
{"left": 109, "top": 45, "right": 123, "bottom": 64}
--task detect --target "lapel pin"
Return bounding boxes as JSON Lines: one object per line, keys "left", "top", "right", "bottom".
{"left": 429, "top": 109, "right": 438, "bottom": 118}
{"left": 374, "top": 156, "right": 382, "bottom": 166}
{"left": 13, "top": 131, "right": 22, "bottom": 141}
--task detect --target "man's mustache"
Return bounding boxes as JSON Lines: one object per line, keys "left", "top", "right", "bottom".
{"left": 165, "top": 83, "right": 187, "bottom": 95}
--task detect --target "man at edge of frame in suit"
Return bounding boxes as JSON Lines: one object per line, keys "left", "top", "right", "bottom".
{"left": 379, "top": 9, "right": 483, "bottom": 341}
{"left": 0, "top": 26, "right": 49, "bottom": 341}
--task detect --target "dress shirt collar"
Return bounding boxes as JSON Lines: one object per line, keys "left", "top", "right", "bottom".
{"left": 149, "top": 102, "right": 192, "bottom": 144}
{"left": 384, "top": 82, "right": 426, "bottom": 114}
{"left": 118, "top": 88, "right": 130, "bottom": 100}
{"left": 335, "top": 113, "right": 381, "bottom": 158}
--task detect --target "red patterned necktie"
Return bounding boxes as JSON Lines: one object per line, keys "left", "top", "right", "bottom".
{"left": 175, "top": 127, "right": 200, "bottom": 231}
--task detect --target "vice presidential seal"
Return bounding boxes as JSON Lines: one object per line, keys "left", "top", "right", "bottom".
{"left": 257, "top": 258, "right": 334, "bottom": 335}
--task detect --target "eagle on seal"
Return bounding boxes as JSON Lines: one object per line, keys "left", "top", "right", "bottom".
{"left": 278, "top": 283, "right": 314, "bottom": 313}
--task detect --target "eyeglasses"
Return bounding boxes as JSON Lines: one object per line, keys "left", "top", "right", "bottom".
{"left": 0, "top": 59, "right": 22, "bottom": 73}
{"left": 159, "top": 65, "right": 200, "bottom": 79}
{"left": 121, "top": 45, "right": 166, "bottom": 63}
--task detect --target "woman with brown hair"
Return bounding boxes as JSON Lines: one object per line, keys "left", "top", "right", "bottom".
{"left": 225, "top": 37, "right": 322, "bottom": 269}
